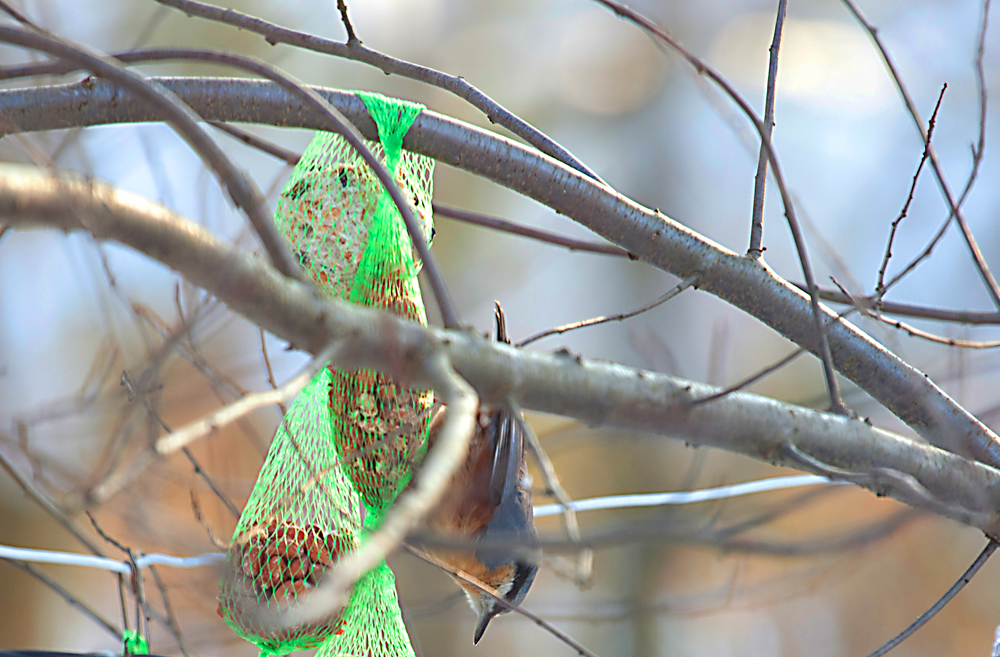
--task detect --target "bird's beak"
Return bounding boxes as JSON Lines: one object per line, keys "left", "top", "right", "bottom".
{"left": 473, "top": 607, "right": 498, "bottom": 644}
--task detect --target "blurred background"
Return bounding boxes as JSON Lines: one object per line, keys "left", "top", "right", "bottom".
{"left": 1, "top": 0, "right": 1000, "bottom": 655}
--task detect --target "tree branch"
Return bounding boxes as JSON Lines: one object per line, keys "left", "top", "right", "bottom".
{"left": 2, "top": 78, "right": 997, "bottom": 468}
{"left": 4, "top": 164, "right": 1000, "bottom": 540}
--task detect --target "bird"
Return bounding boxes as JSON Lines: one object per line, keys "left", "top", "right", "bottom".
{"left": 423, "top": 302, "right": 539, "bottom": 643}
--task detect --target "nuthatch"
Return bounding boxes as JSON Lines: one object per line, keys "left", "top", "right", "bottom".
{"left": 424, "top": 303, "right": 538, "bottom": 643}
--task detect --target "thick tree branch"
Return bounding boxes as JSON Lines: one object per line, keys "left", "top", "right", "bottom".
{"left": 3, "top": 164, "right": 1000, "bottom": 540}
{"left": 1, "top": 78, "right": 996, "bottom": 469}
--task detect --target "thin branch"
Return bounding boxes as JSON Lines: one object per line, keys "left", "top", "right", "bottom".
{"left": 876, "top": 84, "right": 946, "bottom": 302}
{"left": 259, "top": 326, "right": 287, "bottom": 415}
{"left": 870, "top": 315, "right": 1000, "bottom": 349}
{"left": 803, "top": 284, "right": 1000, "bottom": 325}
{"left": 5, "top": 89, "right": 1000, "bottom": 466}
{"left": 0, "top": 450, "right": 106, "bottom": 556}
{"left": 120, "top": 370, "right": 241, "bottom": 518}
{"left": 9, "top": 169, "right": 1000, "bottom": 539}
{"left": 748, "top": 0, "right": 786, "bottom": 256}
{"left": 434, "top": 204, "right": 632, "bottom": 258}
{"left": 864, "top": 539, "right": 998, "bottom": 657}
{"left": 155, "top": 342, "right": 339, "bottom": 455}
{"left": 689, "top": 348, "right": 805, "bottom": 406}
{"left": 0, "top": 45, "right": 460, "bottom": 328}
{"left": 517, "top": 275, "right": 699, "bottom": 347}
{"left": 0, "top": 26, "right": 302, "bottom": 281}
{"left": 592, "top": 0, "right": 846, "bottom": 415}
{"left": 148, "top": 0, "right": 605, "bottom": 184}
{"left": 841, "top": 0, "right": 1000, "bottom": 311}
{"left": 209, "top": 121, "right": 299, "bottom": 165}
{"left": 0, "top": 0, "right": 42, "bottom": 30}
{"left": 335, "top": 0, "right": 358, "bottom": 44}
{"left": 147, "top": 565, "right": 192, "bottom": 657}
{"left": 2, "top": 559, "right": 123, "bottom": 640}
{"left": 877, "top": 0, "right": 992, "bottom": 300}
{"left": 405, "top": 544, "right": 599, "bottom": 657}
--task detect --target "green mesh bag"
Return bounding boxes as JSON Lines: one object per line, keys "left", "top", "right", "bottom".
{"left": 274, "top": 96, "right": 434, "bottom": 302}
{"left": 219, "top": 369, "right": 362, "bottom": 656}
{"left": 220, "top": 93, "right": 434, "bottom": 657}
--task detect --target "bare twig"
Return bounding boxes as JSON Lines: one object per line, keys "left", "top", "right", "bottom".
{"left": 592, "top": 0, "right": 846, "bottom": 415}
{"left": 864, "top": 539, "right": 998, "bottom": 657}
{"left": 842, "top": 0, "right": 1000, "bottom": 311}
{"left": 869, "top": 315, "right": 1000, "bottom": 349}
{"left": 120, "top": 370, "right": 241, "bottom": 517}
{"left": 0, "top": 44, "right": 460, "bottom": 328}
{"left": 335, "top": 0, "right": 358, "bottom": 44}
{"left": 149, "top": 0, "right": 605, "bottom": 184}
{"left": 147, "top": 565, "right": 192, "bottom": 657}
{"left": 434, "top": 204, "right": 632, "bottom": 258}
{"left": 405, "top": 544, "right": 599, "bottom": 657}
{"left": 2, "top": 559, "right": 123, "bottom": 640}
{"left": 0, "top": 26, "right": 301, "bottom": 280}
{"left": 209, "top": 121, "right": 300, "bottom": 165}
{"left": 155, "top": 342, "right": 339, "bottom": 455}
{"left": 0, "top": 450, "right": 106, "bottom": 556}
{"left": 689, "top": 349, "right": 805, "bottom": 406}
{"left": 259, "top": 326, "right": 288, "bottom": 415}
{"left": 875, "top": 84, "right": 946, "bottom": 302}
{"left": 7, "top": 166, "right": 1000, "bottom": 534}
{"left": 517, "top": 275, "right": 699, "bottom": 347}
{"left": 801, "top": 284, "right": 1000, "bottom": 325}
{"left": 748, "top": 0, "right": 786, "bottom": 256}
{"left": 876, "top": 0, "right": 991, "bottom": 299}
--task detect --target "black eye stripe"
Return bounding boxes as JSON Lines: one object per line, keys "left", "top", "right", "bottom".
{"left": 505, "top": 562, "right": 535, "bottom": 604}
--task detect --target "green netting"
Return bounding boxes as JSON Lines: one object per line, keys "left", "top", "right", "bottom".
{"left": 326, "top": 94, "right": 434, "bottom": 523}
{"left": 221, "top": 92, "right": 434, "bottom": 657}
{"left": 274, "top": 97, "right": 434, "bottom": 302}
{"left": 219, "top": 369, "right": 362, "bottom": 656}
{"left": 318, "top": 561, "right": 415, "bottom": 657}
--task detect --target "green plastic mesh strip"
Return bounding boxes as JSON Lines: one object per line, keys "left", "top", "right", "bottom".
{"left": 328, "top": 93, "right": 434, "bottom": 524}
{"left": 220, "top": 92, "right": 432, "bottom": 657}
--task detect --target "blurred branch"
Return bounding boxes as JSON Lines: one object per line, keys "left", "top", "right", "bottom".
{"left": 841, "top": 0, "right": 1000, "bottom": 311}
{"left": 4, "top": 165, "right": 1000, "bottom": 541}
{"left": 6, "top": 77, "right": 995, "bottom": 465}
{"left": 0, "top": 26, "right": 302, "bottom": 281}
{"left": 864, "top": 539, "right": 998, "bottom": 657}
{"left": 406, "top": 544, "right": 598, "bottom": 657}
{"left": 148, "top": 0, "right": 605, "bottom": 184}
{"left": 2, "top": 560, "right": 123, "bottom": 640}
{"left": 0, "top": 45, "right": 460, "bottom": 328}
{"left": 747, "top": 0, "right": 785, "bottom": 256}
{"left": 802, "top": 284, "right": 1000, "bottom": 325}
{"left": 512, "top": 398, "right": 592, "bottom": 587}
